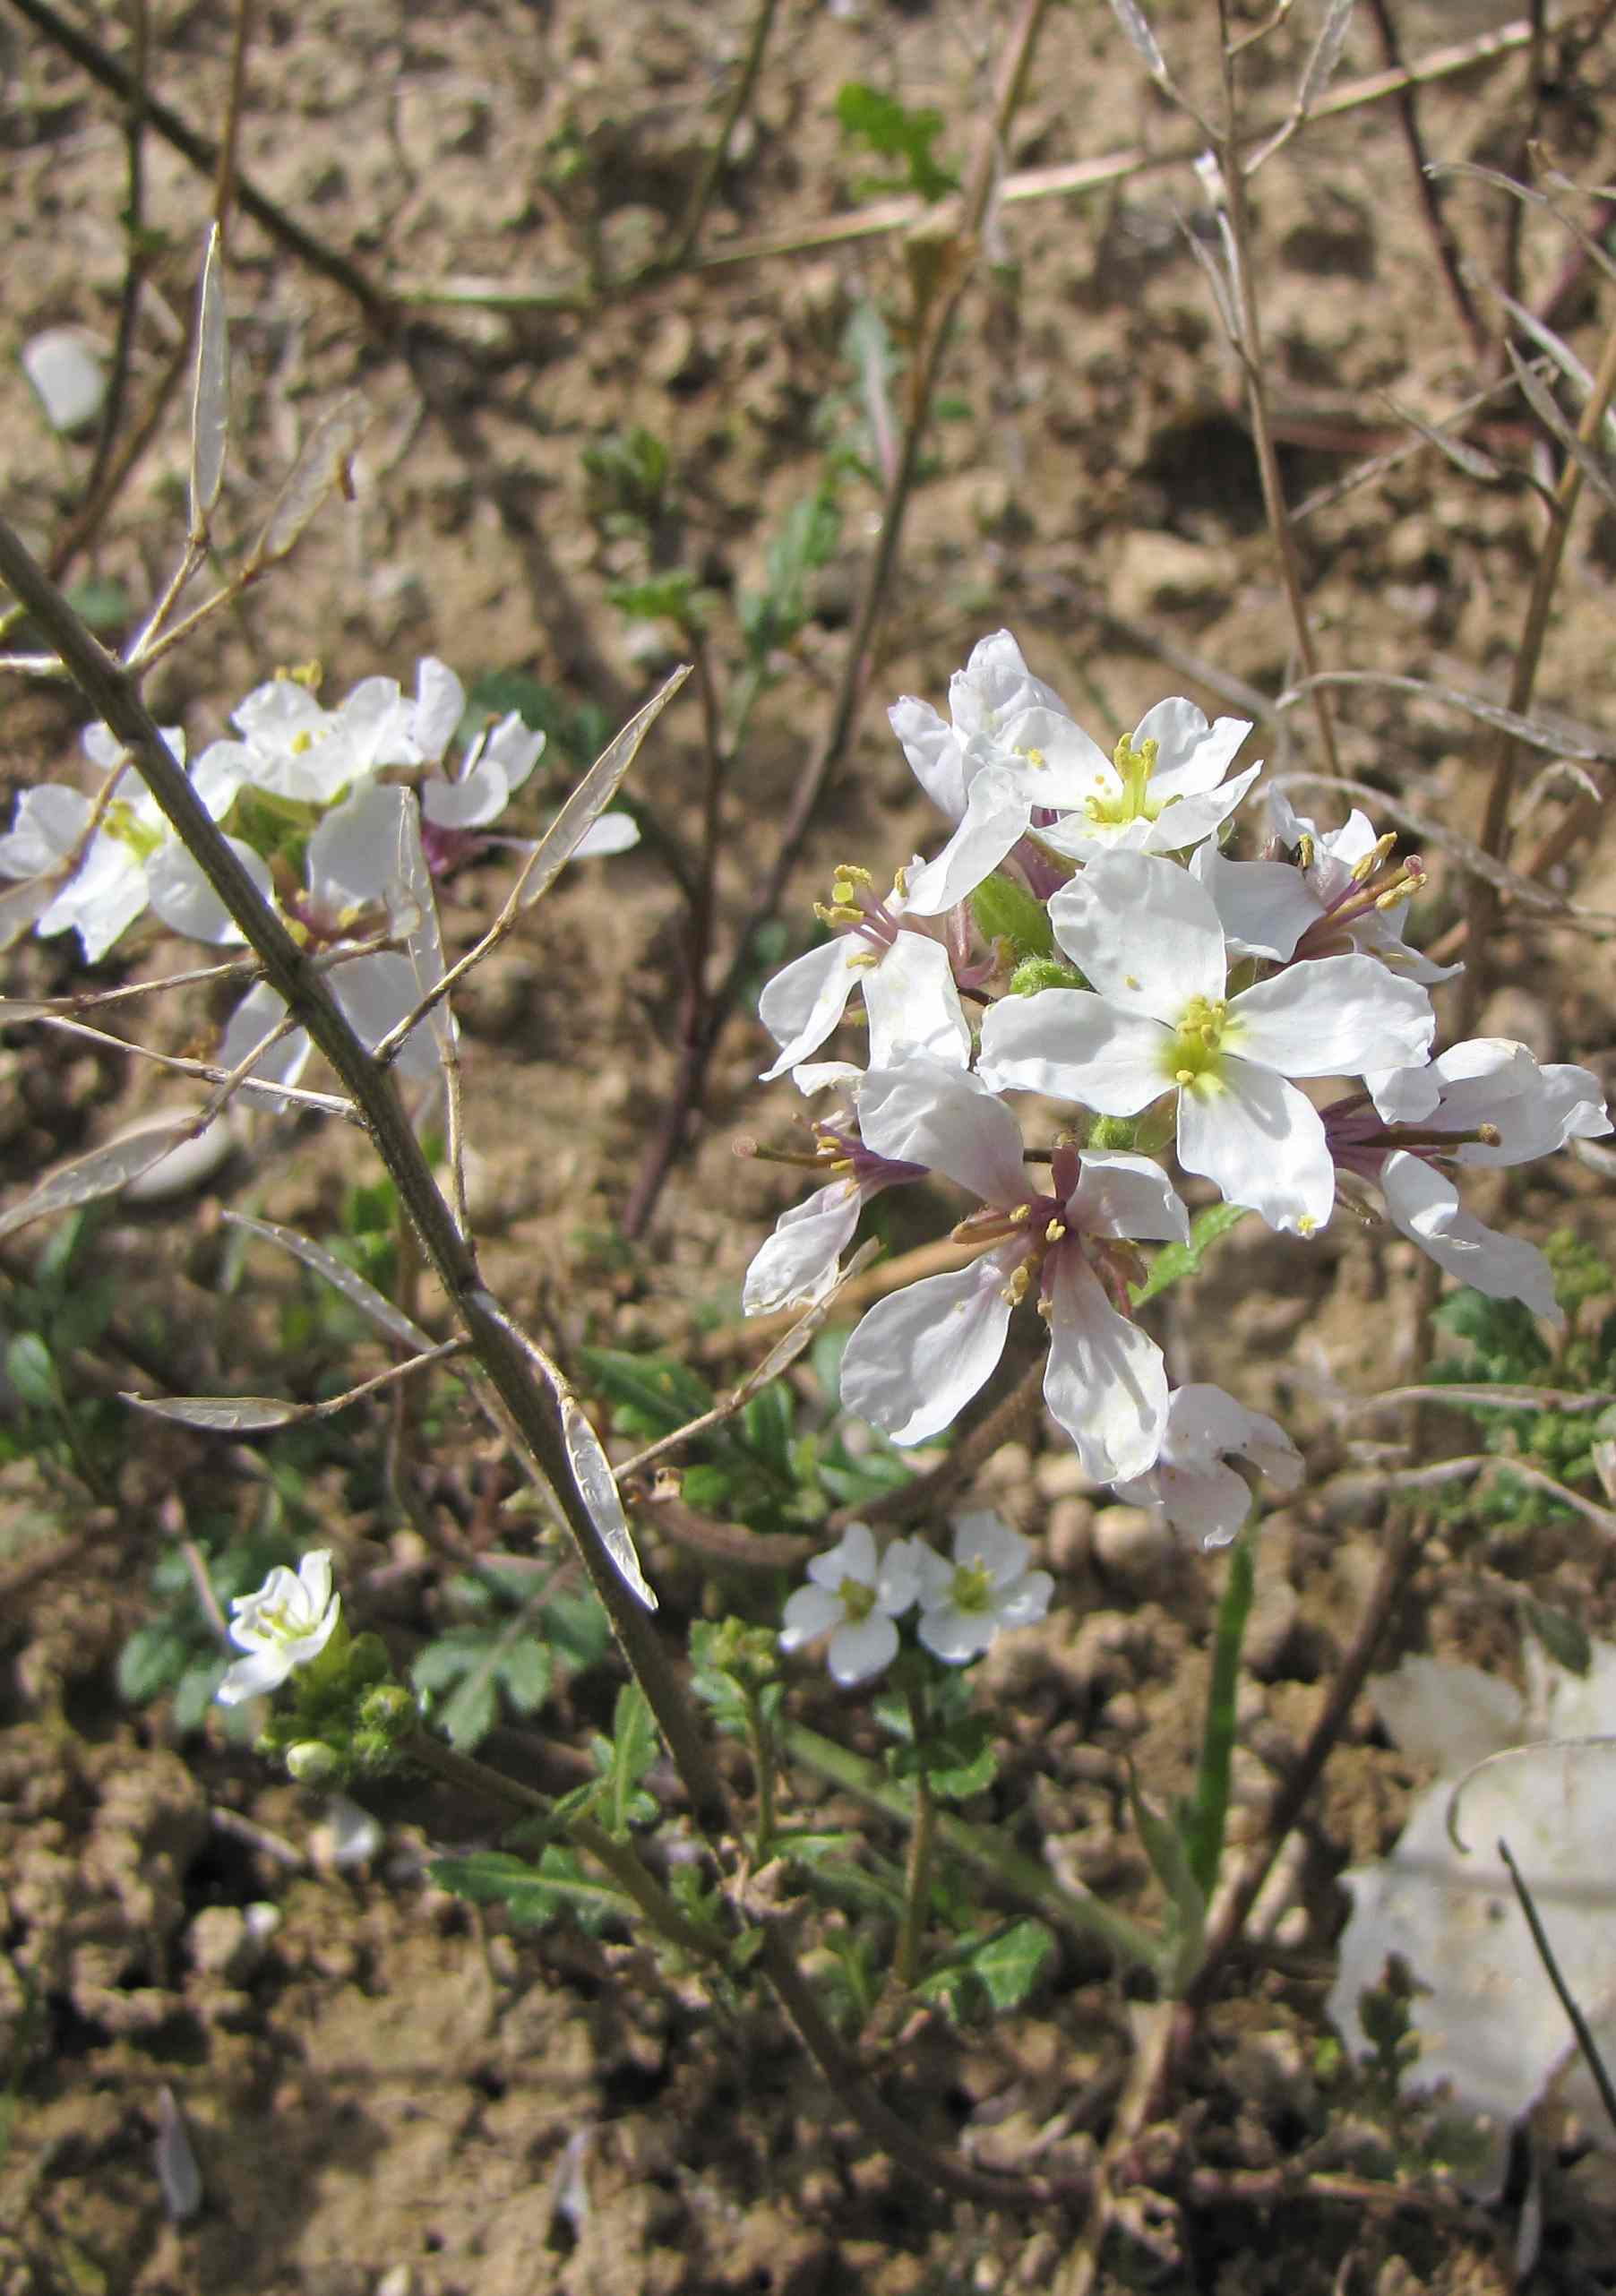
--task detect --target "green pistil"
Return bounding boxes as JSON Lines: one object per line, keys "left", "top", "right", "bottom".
{"left": 1086, "top": 734, "right": 1161, "bottom": 828}
{"left": 1170, "top": 993, "right": 1227, "bottom": 1085}
{"left": 949, "top": 1561, "right": 993, "bottom": 1616}
{"left": 839, "top": 1577, "right": 876, "bottom": 1622}
{"left": 104, "top": 797, "right": 162, "bottom": 862}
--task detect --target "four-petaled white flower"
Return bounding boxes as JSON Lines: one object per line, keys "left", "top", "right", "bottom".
{"left": 837, "top": 1058, "right": 1188, "bottom": 1482}
{"left": 216, "top": 1550, "right": 341, "bottom": 1705}
{"left": 778, "top": 1522, "right": 922, "bottom": 1686}
{"left": 915, "top": 1511, "right": 1053, "bottom": 1663}
{"left": 889, "top": 628, "right": 1073, "bottom": 828}
{"left": 978, "top": 849, "right": 1436, "bottom": 1235}
{"left": 899, "top": 697, "right": 1256, "bottom": 919}
{"left": 1112, "top": 1383, "right": 1303, "bottom": 1550}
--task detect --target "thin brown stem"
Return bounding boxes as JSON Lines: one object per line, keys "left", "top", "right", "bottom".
{"left": 621, "top": 0, "right": 1056, "bottom": 1235}
{"left": 1456, "top": 307, "right": 1616, "bottom": 1033}
{"left": 665, "top": 0, "right": 781, "bottom": 271}
{"left": 211, "top": 0, "right": 254, "bottom": 243}
{"left": 1361, "top": 0, "right": 1488, "bottom": 356}
{"left": 1216, "top": 15, "right": 1340, "bottom": 779}
{"left": 83, "top": 0, "right": 150, "bottom": 510}
{"left": 4, "top": 0, "right": 401, "bottom": 335}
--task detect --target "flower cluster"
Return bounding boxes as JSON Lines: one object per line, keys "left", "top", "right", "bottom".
{"left": 0, "top": 658, "right": 637, "bottom": 1096}
{"left": 779, "top": 1513, "right": 1053, "bottom": 1685}
{"left": 750, "top": 632, "right": 1611, "bottom": 1626}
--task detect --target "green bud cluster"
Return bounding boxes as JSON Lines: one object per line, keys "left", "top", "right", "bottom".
{"left": 257, "top": 1631, "right": 418, "bottom": 1784}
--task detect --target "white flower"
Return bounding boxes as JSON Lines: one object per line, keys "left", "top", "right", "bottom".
{"left": 6, "top": 725, "right": 268, "bottom": 962}
{"left": 221, "top": 673, "right": 416, "bottom": 804}
{"left": 900, "top": 696, "right": 1256, "bottom": 919}
{"left": 398, "top": 658, "right": 547, "bottom": 831}
{"left": 1112, "top": 1383, "right": 1302, "bottom": 1549}
{"left": 216, "top": 1550, "right": 340, "bottom": 1704}
{"left": 216, "top": 783, "right": 443, "bottom": 1102}
{"left": 837, "top": 1057, "right": 1187, "bottom": 1482}
{"left": 978, "top": 849, "right": 1436, "bottom": 1235}
{"left": 889, "top": 630, "right": 1072, "bottom": 826}
{"left": 1324, "top": 1040, "right": 1612, "bottom": 1321}
{"left": 914, "top": 1511, "right": 1053, "bottom": 1663}
{"left": 1260, "top": 793, "right": 1460, "bottom": 985}
{"left": 778, "top": 1523, "right": 921, "bottom": 1686}
{"left": 756, "top": 862, "right": 971, "bottom": 1083}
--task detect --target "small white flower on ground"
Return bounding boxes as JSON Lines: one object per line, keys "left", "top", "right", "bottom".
{"left": 778, "top": 1522, "right": 921, "bottom": 1686}
{"left": 1112, "top": 1382, "right": 1302, "bottom": 1549}
{"left": 978, "top": 848, "right": 1436, "bottom": 1235}
{"left": 1260, "top": 793, "right": 1460, "bottom": 984}
{"left": 915, "top": 1511, "right": 1053, "bottom": 1663}
{"left": 222, "top": 672, "right": 416, "bottom": 804}
{"left": 216, "top": 1550, "right": 340, "bottom": 1704}
{"left": 1020, "top": 697, "right": 1259, "bottom": 865}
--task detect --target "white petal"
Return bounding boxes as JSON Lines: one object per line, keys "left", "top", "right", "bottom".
{"left": 890, "top": 697, "right": 967, "bottom": 821}
{"left": 757, "top": 939, "right": 858, "bottom": 1081}
{"left": 422, "top": 765, "right": 509, "bottom": 830}
{"left": 1132, "top": 699, "right": 1252, "bottom": 795}
{"left": 951, "top": 1509, "right": 1029, "bottom": 1586}
{"left": 742, "top": 1178, "right": 864, "bottom": 1314}
{"left": 1048, "top": 851, "right": 1225, "bottom": 1018}
{"left": 0, "top": 784, "right": 92, "bottom": 876}
{"left": 332, "top": 952, "right": 440, "bottom": 1081}
{"left": 827, "top": 1612, "right": 899, "bottom": 1685}
{"left": 993, "top": 705, "right": 1116, "bottom": 810}
{"left": 571, "top": 812, "right": 640, "bottom": 858}
{"left": 1228, "top": 956, "right": 1434, "bottom": 1079}
{"left": 978, "top": 990, "right": 1172, "bottom": 1117}
{"left": 1380, "top": 1153, "right": 1561, "bottom": 1320}
{"left": 410, "top": 658, "right": 465, "bottom": 761}
{"left": 779, "top": 1584, "right": 847, "bottom": 1646}
{"left": 219, "top": 981, "right": 312, "bottom": 1098}
{"left": 877, "top": 1537, "right": 923, "bottom": 1614}
{"left": 1066, "top": 1150, "right": 1190, "bottom": 1245}
{"left": 900, "top": 769, "right": 1032, "bottom": 917}
{"left": 864, "top": 933, "right": 972, "bottom": 1071}
{"left": 1042, "top": 1250, "right": 1168, "bottom": 1483}
{"left": 855, "top": 1059, "right": 1027, "bottom": 1205}
{"left": 147, "top": 837, "right": 272, "bottom": 944}
{"left": 1153, "top": 1458, "right": 1254, "bottom": 1548}
{"left": 308, "top": 781, "right": 409, "bottom": 914}
{"left": 917, "top": 1606, "right": 997, "bottom": 1664}
{"left": 1191, "top": 847, "right": 1317, "bottom": 960}
{"left": 994, "top": 1570, "right": 1053, "bottom": 1626}
{"left": 808, "top": 1521, "right": 879, "bottom": 1590}
{"left": 1177, "top": 1062, "right": 1336, "bottom": 1234}
{"left": 1137, "top": 762, "right": 1261, "bottom": 854}
{"left": 839, "top": 1251, "right": 1017, "bottom": 1446}
{"left": 215, "top": 1646, "right": 291, "bottom": 1704}
{"left": 38, "top": 841, "right": 148, "bottom": 962}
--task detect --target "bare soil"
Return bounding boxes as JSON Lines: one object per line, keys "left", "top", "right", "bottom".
{"left": 4, "top": 1, "right": 1616, "bottom": 2291}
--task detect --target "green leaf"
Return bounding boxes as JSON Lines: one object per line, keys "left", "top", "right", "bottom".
{"left": 1132, "top": 1200, "right": 1251, "bottom": 1308}
{"left": 428, "top": 1846, "right": 626, "bottom": 1932}
{"left": 604, "top": 1682, "right": 659, "bottom": 1834}
{"left": 6, "top": 1332, "right": 61, "bottom": 1411}
{"left": 1524, "top": 1598, "right": 1593, "bottom": 1677}
{"left": 116, "top": 1623, "right": 188, "bottom": 1704}
{"left": 438, "top": 1669, "right": 499, "bottom": 1753}
{"left": 741, "top": 1380, "right": 795, "bottom": 1475}
{"left": 606, "top": 571, "right": 708, "bottom": 628}
{"left": 580, "top": 1347, "right": 715, "bottom": 1438}
{"left": 499, "top": 1636, "right": 554, "bottom": 1714}
{"left": 968, "top": 1920, "right": 1055, "bottom": 2012}
{"left": 835, "top": 82, "right": 959, "bottom": 203}
{"left": 1182, "top": 1518, "right": 1255, "bottom": 1896}
{"left": 1126, "top": 1767, "right": 1207, "bottom": 1993}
